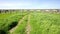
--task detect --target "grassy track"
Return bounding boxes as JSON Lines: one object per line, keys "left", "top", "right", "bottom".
{"left": 9, "top": 15, "right": 28, "bottom": 34}
{"left": 11, "top": 15, "right": 28, "bottom": 34}
{"left": 0, "top": 11, "right": 28, "bottom": 34}
{"left": 25, "top": 15, "right": 31, "bottom": 34}
{"left": 0, "top": 11, "right": 60, "bottom": 34}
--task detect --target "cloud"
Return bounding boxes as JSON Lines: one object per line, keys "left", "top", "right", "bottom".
{"left": 0, "top": 2, "right": 32, "bottom": 9}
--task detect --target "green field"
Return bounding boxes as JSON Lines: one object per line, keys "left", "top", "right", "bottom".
{"left": 0, "top": 10, "right": 60, "bottom": 34}
{"left": 30, "top": 12, "right": 60, "bottom": 34}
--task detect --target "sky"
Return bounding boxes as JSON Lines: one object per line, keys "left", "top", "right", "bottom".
{"left": 0, "top": 0, "right": 60, "bottom": 9}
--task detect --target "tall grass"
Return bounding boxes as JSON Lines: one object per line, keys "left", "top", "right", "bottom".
{"left": 0, "top": 11, "right": 28, "bottom": 34}
{"left": 30, "top": 12, "right": 60, "bottom": 34}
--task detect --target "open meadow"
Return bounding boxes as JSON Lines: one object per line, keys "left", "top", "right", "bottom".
{"left": 0, "top": 9, "right": 60, "bottom": 34}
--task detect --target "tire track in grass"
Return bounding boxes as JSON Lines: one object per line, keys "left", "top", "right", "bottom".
{"left": 25, "top": 15, "right": 31, "bottom": 34}
{"left": 9, "top": 15, "right": 27, "bottom": 34}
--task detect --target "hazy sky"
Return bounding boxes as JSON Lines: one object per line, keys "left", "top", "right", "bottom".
{"left": 0, "top": 0, "right": 60, "bottom": 9}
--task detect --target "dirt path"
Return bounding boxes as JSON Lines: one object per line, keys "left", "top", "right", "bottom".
{"left": 25, "top": 15, "right": 31, "bottom": 34}
{"left": 9, "top": 15, "right": 27, "bottom": 34}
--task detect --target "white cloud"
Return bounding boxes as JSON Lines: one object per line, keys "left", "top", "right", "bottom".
{"left": 0, "top": 2, "right": 32, "bottom": 9}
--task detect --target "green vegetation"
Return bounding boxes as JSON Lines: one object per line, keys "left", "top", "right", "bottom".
{"left": 0, "top": 10, "right": 60, "bottom": 34}
{"left": 12, "top": 15, "right": 28, "bottom": 34}
{"left": 30, "top": 12, "right": 60, "bottom": 34}
{"left": 0, "top": 11, "right": 28, "bottom": 34}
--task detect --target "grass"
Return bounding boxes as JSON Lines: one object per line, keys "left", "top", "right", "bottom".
{"left": 0, "top": 11, "right": 28, "bottom": 34}
{"left": 12, "top": 15, "right": 28, "bottom": 34}
{"left": 30, "top": 12, "right": 60, "bottom": 34}
{"left": 0, "top": 11, "right": 60, "bottom": 34}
